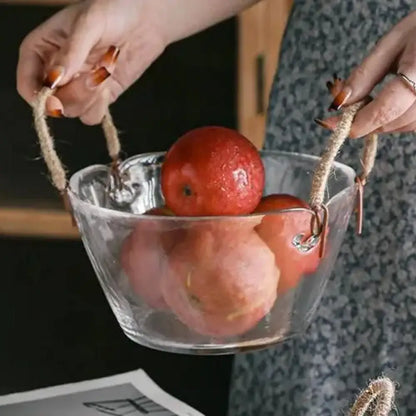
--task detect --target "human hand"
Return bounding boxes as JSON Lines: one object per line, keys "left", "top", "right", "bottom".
{"left": 316, "top": 10, "right": 416, "bottom": 138}
{"left": 17, "top": 0, "right": 166, "bottom": 125}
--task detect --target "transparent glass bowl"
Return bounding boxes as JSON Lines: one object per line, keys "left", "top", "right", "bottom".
{"left": 68, "top": 151, "right": 356, "bottom": 355}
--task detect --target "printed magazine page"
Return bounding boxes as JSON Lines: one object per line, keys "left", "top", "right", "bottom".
{"left": 0, "top": 369, "right": 204, "bottom": 416}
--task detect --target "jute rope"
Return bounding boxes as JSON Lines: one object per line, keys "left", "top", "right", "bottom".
{"left": 32, "top": 86, "right": 122, "bottom": 196}
{"left": 360, "top": 133, "right": 378, "bottom": 184}
{"left": 101, "top": 108, "right": 121, "bottom": 163}
{"left": 33, "top": 85, "right": 377, "bottom": 221}
{"left": 349, "top": 377, "right": 395, "bottom": 416}
{"left": 307, "top": 99, "right": 378, "bottom": 249}
{"left": 309, "top": 100, "right": 370, "bottom": 209}
{"left": 33, "top": 87, "right": 67, "bottom": 193}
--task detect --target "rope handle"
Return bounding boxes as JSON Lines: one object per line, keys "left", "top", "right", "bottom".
{"left": 309, "top": 100, "right": 377, "bottom": 208}
{"left": 349, "top": 377, "right": 395, "bottom": 416}
{"left": 355, "top": 133, "right": 378, "bottom": 234}
{"left": 33, "top": 87, "right": 122, "bottom": 208}
{"left": 33, "top": 86, "right": 377, "bottom": 237}
{"left": 308, "top": 100, "right": 378, "bottom": 250}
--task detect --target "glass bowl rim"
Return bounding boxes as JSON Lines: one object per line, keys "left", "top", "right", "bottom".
{"left": 67, "top": 149, "right": 356, "bottom": 221}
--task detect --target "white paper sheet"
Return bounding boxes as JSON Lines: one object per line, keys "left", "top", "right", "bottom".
{"left": 0, "top": 369, "right": 205, "bottom": 416}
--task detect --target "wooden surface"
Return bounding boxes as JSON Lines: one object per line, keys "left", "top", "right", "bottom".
{"left": 0, "top": 236, "right": 234, "bottom": 416}
{"left": 238, "top": 0, "right": 293, "bottom": 149}
{"left": 0, "top": 207, "right": 79, "bottom": 239}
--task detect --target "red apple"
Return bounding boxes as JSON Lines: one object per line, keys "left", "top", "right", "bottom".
{"left": 120, "top": 207, "right": 175, "bottom": 309}
{"left": 161, "top": 126, "right": 264, "bottom": 216}
{"left": 254, "top": 194, "right": 321, "bottom": 294}
{"left": 162, "top": 222, "right": 279, "bottom": 337}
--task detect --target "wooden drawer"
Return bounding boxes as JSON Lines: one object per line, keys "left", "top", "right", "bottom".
{"left": 238, "top": 0, "right": 293, "bottom": 149}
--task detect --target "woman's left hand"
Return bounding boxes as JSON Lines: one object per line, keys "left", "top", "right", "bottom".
{"left": 316, "top": 9, "right": 416, "bottom": 138}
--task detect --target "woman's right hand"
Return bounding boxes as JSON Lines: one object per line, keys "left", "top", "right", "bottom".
{"left": 17, "top": 0, "right": 260, "bottom": 125}
{"left": 17, "top": 0, "right": 167, "bottom": 125}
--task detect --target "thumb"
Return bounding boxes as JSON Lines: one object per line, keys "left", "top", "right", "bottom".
{"left": 45, "top": 13, "right": 102, "bottom": 88}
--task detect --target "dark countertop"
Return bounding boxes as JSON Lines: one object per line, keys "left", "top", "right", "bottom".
{"left": 0, "top": 237, "right": 233, "bottom": 415}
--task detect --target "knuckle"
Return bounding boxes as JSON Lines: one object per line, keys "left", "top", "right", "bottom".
{"left": 74, "top": 5, "right": 98, "bottom": 30}
{"left": 16, "top": 82, "right": 25, "bottom": 99}
{"left": 372, "top": 105, "right": 401, "bottom": 126}
{"left": 349, "top": 128, "right": 359, "bottom": 139}
{"left": 376, "top": 124, "right": 390, "bottom": 134}
{"left": 81, "top": 114, "right": 101, "bottom": 126}
{"left": 74, "top": 12, "right": 89, "bottom": 28}
{"left": 349, "top": 65, "right": 368, "bottom": 84}
{"left": 18, "top": 34, "right": 34, "bottom": 57}
{"left": 398, "top": 57, "right": 416, "bottom": 74}
{"left": 61, "top": 107, "right": 80, "bottom": 118}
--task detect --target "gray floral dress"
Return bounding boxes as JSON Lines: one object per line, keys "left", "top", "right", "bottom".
{"left": 229, "top": 1, "right": 416, "bottom": 415}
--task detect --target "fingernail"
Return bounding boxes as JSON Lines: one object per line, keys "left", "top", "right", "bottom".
{"left": 86, "top": 66, "right": 111, "bottom": 88}
{"left": 328, "top": 87, "right": 352, "bottom": 111}
{"left": 314, "top": 118, "right": 332, "bottom": 130}
{"left": 101, "top": 46, "right": 120, "bottom": 68}
{"left": 48, "top": 108, "right": 64, "bottom": 118}
{"left": 44, "top": 66, "right": 65, "bottom": 89}
{"left": 333, "top": 73, "right": 343, "bottom": 82}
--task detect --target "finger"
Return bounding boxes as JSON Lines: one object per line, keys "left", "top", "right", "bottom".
{"left": 54, "top": 66, "right": 111, "bottom": 118}
{"left": 98, "top": 46, "right": 120, "bottom": 73}
{"left": 46, "top": 95, "right": 64, "bottom": 118}
{"left": 326, "top": 74, "right": 344, "bottom": 98}
{"left": 389, "top": 119, "right": 416, "bottom": 133}
{"left": 16, "top": 5, "right": 73, "bottom": 104}
{"left": 374, "top": 99, "right": 416, "bottom": 134}
{"left": 16, "top": 44, "right": 44, "bottom": 104}
{"left": 348, "top": 76, "right": 416, "bottom": 138}
{"left": 314, "top": 116, "right": 339, "bottom": 131}
{"left": 47, "top": 10, "right": 103, "bottom": 86}
{"left": 17, "top": 45, "right": 65, "bottom": 117}
{"left": 314, "top": 114, "right": 362, "bottom": 139}
{"left": 48, "top": 46, "right": 118, "bottom": 117}
{"left": 80, "top": 89, "right": 110, "bottom": 126}
{"left": 329, "top": 30, "right": 404, "bottom": 111}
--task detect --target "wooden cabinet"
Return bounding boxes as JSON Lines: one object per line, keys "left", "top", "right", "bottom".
{"left": 238, "top": 0, "right": 293, "bottom": 149}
